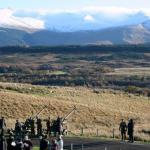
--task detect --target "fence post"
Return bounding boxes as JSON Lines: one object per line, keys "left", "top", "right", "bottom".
{"left": 96, "top": 129, "right": 99, "bottom": 137}
{"left": 112, "top": 128, "right": 115, "bottom": 138}
{"left": 81, "top": 144, "right": 84, "bottom": 150}
{"left": 81, "top": 128, "right": 84, "bottom": 136}
{"left": 71, "top": 144, "right": 73, "bottom": 150}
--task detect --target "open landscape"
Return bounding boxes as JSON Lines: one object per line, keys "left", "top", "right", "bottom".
{"left": 0, "top": 46, "right": 150, "bottom": 146}
{"left": 1, "top": 1, "right": 150, "bottom": 149}
{"left": 0, "top": 45, "right": 150, "bottom": 96}
{"left": 0, "top": 81, "right": 150, "bottom": 141}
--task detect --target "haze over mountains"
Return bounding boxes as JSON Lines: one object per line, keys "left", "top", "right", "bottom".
{"left": 0, "top": 7, "right": 150, "bottom": 46}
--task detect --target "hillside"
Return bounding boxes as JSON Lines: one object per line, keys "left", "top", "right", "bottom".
{"left": 1, "top": 23, "right": 150, "bottom": 46}
{"left": 0, "top": 82, "right": 150, "bottom": 141}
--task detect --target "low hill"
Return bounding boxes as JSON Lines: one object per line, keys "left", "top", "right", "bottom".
{"left": 0, "top": 82, "right": 150, "bottom": 141}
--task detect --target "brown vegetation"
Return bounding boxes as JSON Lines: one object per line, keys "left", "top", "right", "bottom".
{"left": 0, "top": 82, "right": 150, "bottom": 141}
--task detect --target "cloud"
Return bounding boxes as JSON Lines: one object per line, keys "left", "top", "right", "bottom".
{"left": 84, "top": 15, "right": 95, "bottom": 22}
{"left": 0, "top": 8, "right": 13, "bottom": 17}
{"left": 0, "top": 6, "right": 150, "bottom": 31}
{"left": 0, "top": 8, "right": 45, "bottom": 29}
{"left": 13, "top": 6, "right": 150, "bottom": 18}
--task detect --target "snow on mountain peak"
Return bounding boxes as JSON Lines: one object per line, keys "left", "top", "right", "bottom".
{"left": 0, "top": 7, "right": 150, "bottom": 32}
{"left": 0, "top": 8, "right": 45, "bottom": 30}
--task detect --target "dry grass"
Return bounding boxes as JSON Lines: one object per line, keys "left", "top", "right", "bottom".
{"left": 0, "top": 82, "right": 150, "bottom": 141}
{"left": 105, "top": 67, "right": 150, "bottom": 76}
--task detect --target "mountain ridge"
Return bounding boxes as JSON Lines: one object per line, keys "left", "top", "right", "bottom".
{"left": 0, "top": 20, "right": 150, "bottom": 46}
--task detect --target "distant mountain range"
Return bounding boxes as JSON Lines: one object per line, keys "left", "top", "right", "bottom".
{"left": 0, "top": 20, "right": 150, "bottom": 46}
{"left": 1, "top": 8, "right": 150, "bottom": 46}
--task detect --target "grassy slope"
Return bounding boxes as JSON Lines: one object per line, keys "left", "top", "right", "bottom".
{"left": 0, "top": 82, "right": 150, "bottom": 140}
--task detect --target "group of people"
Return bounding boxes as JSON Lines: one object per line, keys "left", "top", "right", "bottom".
{"left": 40, "top": 135, "right": 63, "bottom": 150}
{"left": 0, "top": 117, "right": 64, "bottom": 150}
{"left": 119, "top": 119, "right": 134, "bottom": 142}
{"left": 3, "top": 134, "right": 63, "bottom": 150}
{"left": 6, "top": 135, "right": 33, "bottom": 150}
{"left": 14, "top": 116, "right": 64, "bottom": 138}
{"left": 1, "top": 116, "right": 135, "bottom": 150}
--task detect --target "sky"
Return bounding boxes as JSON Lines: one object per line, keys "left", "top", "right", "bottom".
{"left": 0, "top": 0, "right": 150, "bottom": 31}
{"left": 1, "top": 0, "right": 150, "bottom": 9}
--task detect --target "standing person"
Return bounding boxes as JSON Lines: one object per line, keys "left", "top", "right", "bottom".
{"left": 56, "top": 117, "right": 63, "bottom": 135}
{"left": 7, "top": 136, "right": 16, "bottom": 150}
{"left": 0, "top": 117, "right": 7, "bottom": 150}
{"left": 57, "top": 135, "right": 63, "bottom": 150}
{"left": 46, "top": 117, "right": 51, "bottom": 135}
{"left": 119, "top": 119, "right": 127, "bottom": 141}
{"left": 23, "top": 135, "right": 33, "bottom": 150}
{"left": 0, "top": 136, "right": 7, "bottom": 150}
{"left": 30, "top": 119, "right": 35, "bottom": 136}
{"left": 37, "top": 118, "right": 42, "bottom": 136}
{"left": 51, "top": 139, "right": 58, "bottom": 150}
{"left": 40, "top": 135, "right": 49, "bottom": 150}
{"left": 15, "top": 120, "right": 22, "bottom": 138}
{"left": 128, "top": 119, "right": 134, "bottom": 143}
{"left": 0, "top": 117, "right": 6, "bottom": 127}
{"left": 16, "top": 138, "right": 24, "bottom": 150}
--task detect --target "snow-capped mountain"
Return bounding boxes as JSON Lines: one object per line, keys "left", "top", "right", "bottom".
{"left": 0, "top": 8, "right": 44, "bottom": 32}
{"left": 0, "top": 7, "right": 150, "bottom": 46}
{"left": 0, "top": 8, "right": 150, "bottom": 32}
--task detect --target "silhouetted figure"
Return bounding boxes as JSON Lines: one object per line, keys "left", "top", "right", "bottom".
{"left": 0, "top": 117, "right": 6, "bottom": 137}
{"left": 128, "top": 119, "right": 134, "bottom": 143}
{"left": 46, "top": 117, "right": 51, "bottom": 135}
{"left": 119, "top": 119, "right": 127, "bottom": 141}
{"left": 40, "top": 135, "right": 49, "bottom": 150}
{"left": 0, "top": 117, "right": 6, "bottom": 129}
{"left": 56, "top": 117, "right": 63, "bottom": 135}
{"left": 0, "top": 136, "right": 7, "bottom": 150}
{"left": 37, "top": 118, "right": 42, "bottom": 136}
{"left": 0, "top": 117, "right": 7, "bottom": 150}
{"left": 16, "top": 138, "right": 24, "bottom": 150}
{"left": 15, "top": 120, "right": 22, "bottom": 138}
{"left": 7, "top": 136, "right": 16, "bottom": 150}
{"left": 30, "top": 119, "right": 35, "bottom": 136}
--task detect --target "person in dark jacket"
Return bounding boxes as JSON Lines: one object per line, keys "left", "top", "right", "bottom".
{"left": 51, "top": 139, "right": 58, "bottom": 150}
{"left": 7, "top": 136, "right": 16, "bottom": 150}
{"left": 119, "top": 119, "right": 127, "bottom": 141}
{"left": 128, "top": 119, "right": 134, "bottom": 143}
{"left": 40, "top": 135, "right": 49, "bottom": 150}
{"left": 37, "top": 118, "right": 42, "bottom": 136}
{"left": 15, "top": 120, "right": 22, "bottom": 138}
{"left": 23, "top": 135, "right": 33, "bottom": 150}
{"left": 16, "top": 138, "right": 24, "bottom": 150}
{"left": 46, "top": 117, "right": 51, "bottom": 135}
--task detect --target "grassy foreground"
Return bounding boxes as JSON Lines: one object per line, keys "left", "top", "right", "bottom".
{"left": 0, "top": 82, "right": 150, "bottom": 141}
{"left": 33, "top": 147, "right": 39, "bottom": 150}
